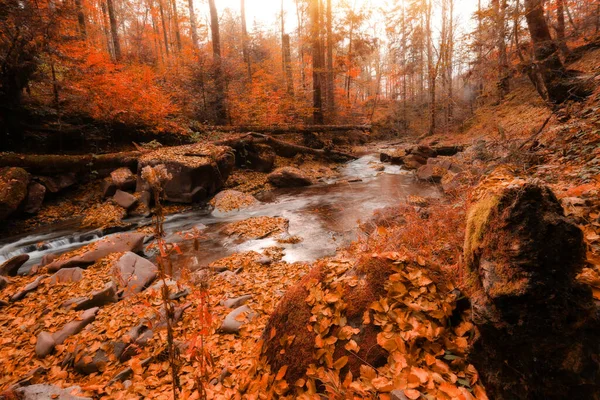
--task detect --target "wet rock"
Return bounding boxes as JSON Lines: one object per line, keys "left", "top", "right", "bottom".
{"left": 113, "top": 252, "right": 158, "bottom": 297}
{"left": 464, "top": 167, "right": 600, "bottom": 399}
{"left": 441, "top": 172, "right": 468, "bottom": 192}
{"left": 219, "top": 305, "right": 257, "bottom": 334}
{"left": 37, "top": 173, "right": 76, "bottom": 193}
{"left": 390, "top": 389, "right": 409, "bottom": 400}
{"left": 427, "top": 157, "right": 463, "bottom": 173}
{"left": 49, "top": 267, "right": 84, "bottom": 284}
{"left": 40, "top": 253, "right": 57, "bottom": 267}
{"left": 256, "top": 256, "right": 272, "bottom": 265}
{"left": 110, "top": 167, "right": 136, "bottom": 192}
{"left": 211, "top": 190, "right": 258, "bottom": 213}
{"left": 0, "top": 254, "right": 29, "bottom": 276}
{"left": 129, "top": 191, "right": 152, "bottom": 217}
{"left": 136, "top": 143, "right": 234, "bottom": 203}
{"left": 431, "top": 144, "right": 465, "bottom": 156}
{"left": 15, "top": 384, "right": 91, "bottom": 400}
{"left": 23, "top": 182, "right": 46, "bottom": 214}
{"left": 11, "top": 275, "right": 45, "bottom": 302}
{"left": 74, "top": 349, "right": 109, "bottom": 375}
{"left": 0, "top": 276, "right": 8, "bottom": 289}
{"left": 112, "top": 190, "right": 137, "bottom": 209}
{"left": 61, "top": 282, "right": 118, "bottom": 310}
{"left": 267, "top": 167, "right": 312, "bottom": 188}
{"left": 0, "top": 167, "right": 30, "bottom": 220}
{"left": 379, "top": 149, "right": 406, "bottom": 164}
{"left": 221, "top": 294, "right": 252, "bottom": 309}
{"left": 45, "top": 232, "right": 146, "bottom": 272}
{"left": 407, "top": 144, "right": 436, "bottom": 159}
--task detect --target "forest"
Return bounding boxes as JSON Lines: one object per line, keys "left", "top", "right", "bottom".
{"left": 0, "top": 0, "right": 600, "bottom": 398}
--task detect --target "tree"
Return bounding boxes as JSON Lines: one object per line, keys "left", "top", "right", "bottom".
{"left": 326, "top": 0, "right": 335, "bottom": 117}
{"left": 310, "top": 0, "right": 324, "bottom": 124}
{"left": 523, "top": 0, "right": 586, "bottom": 104}
{"left": 208, "top": 0, "right": 227, "bottom": 124}
{"left": 106, "top": 0, "right": 122, "bottom": 61}
{"left": 241, "top": 0, "right": 252, "bottom": 80}
{"left": 493, "top": 0, "right": 510, "bottom": 100}
{"left": 555, "top": 0, "right": 570, "bottom": 57}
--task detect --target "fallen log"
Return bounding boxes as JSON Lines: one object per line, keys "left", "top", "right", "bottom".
{"left": 200, "top": 124, "right": 371, "bottom": 134}
{"left": 0, "top": 152, "right": 142, "bottom": 176}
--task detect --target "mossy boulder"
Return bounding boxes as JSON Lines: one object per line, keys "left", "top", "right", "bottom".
{"left": 463, "top": 166, "right": 600, "bottom": 399}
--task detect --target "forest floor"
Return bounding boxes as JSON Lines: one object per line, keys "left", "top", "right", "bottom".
{"left": 1, "top": 50, "right": 599, "bottom": 399}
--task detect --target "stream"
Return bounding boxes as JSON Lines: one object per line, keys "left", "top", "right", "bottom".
{"left": 0, "top": 155, "right": 441, "bottom": 272}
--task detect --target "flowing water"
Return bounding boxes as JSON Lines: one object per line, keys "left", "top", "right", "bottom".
{"left": 0, "top": 155, "right": 441, "bottom": 272}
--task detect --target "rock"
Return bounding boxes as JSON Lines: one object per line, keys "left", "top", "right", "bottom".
{"left": 256, "top": 256, "right": 272, "bottom": 265}
{"left": 102, "top": 177, "right": 118, "bottom": 198}
{"left": 36, "top": 308, "right": 99, "bottom": 358}
{"left": 11, "top": 275, "right": 45, "bottom": 302}
{"left": 62, "top": 282, "right": 118, "bottom": 310}
{"left": 463, "top": 167, "right": 600, "bottom": 399}
{"left": 267, "top": 167, "right": 312, "bottom": 188}
{"left": 40, "top": 253, "right": 57, "bottom": 267}
{"left": 379, "top": 149, "right": 406, "bottom": 164}
{"left": 50, "top": 267, "right": 84, "bottom": 284}
{"left": 415, "top": 164, "right": 448, "bottom": 183}
{"left": 35, "top": 331, "right": 56, "bottom": 358}
{"left": 113, "top": 252, "right": 158, "bottom": 297}
{"left": 112, "top": 190, "right": 137, "bottom": 209}
{"left": 427, "top": 157, "right": 463, "bottom": 173}
{"left": 52, "top": 307, "right": 99, "bottom": 345}
{"left": 74, "top": 349, "right": 109, "bottom": 375}
{"left": 0, "top": 167, "right": 30, "bottom": 220}
{"left": 0, "top": 254, "right": 29, "bottom": 276}
{"left": 37, "top": 173, "right": 76, "bottom": 193}
{"left": 219, "top": 305, "right": 257, "bottom": 334}
{"left": 110, "top": 167, "right": 136, "bottom": 191}
{"left": 221, "top": 294, "right": 252, "bottom": 309}
{"left": 441, "top": 171, "right": 468, "bottom": 192}
{"left": 0, "top": 276, "right": 7, "bottom": 289}
{"left": 561, "top": 196, "right": 587, "bottom": 207}
{"left": 23, "top": 182, "right": 46, "bottom": 214}
{"left": 407, "top": 144, "right": 435, "bottom": 159}
{"left": 238, "top": 143, "right": 276, "bottom": 172}
{"left": 211, "top": 190, "right": 258, "bottom": 213}
{"left": 402, "top": 154, "right": 427, "bottom": 170}
{"left": 390, "top": 390, "right": 409, "bottom": 400}
{"left": 15, "top": 384, "right": 91, "bottom": 400}
{"left": 45, "top": 232, "right": 146, "bottom": 272}
{"left": 431, "top": 144, "right": 465, "bottom": 156}
{"left": 136, "top": 143, "right": 234, "bottom": 203}
{"left": 129, "top": 190, "right": 152, "bottom": 217}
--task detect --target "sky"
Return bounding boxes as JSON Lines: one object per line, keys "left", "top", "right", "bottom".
{"left": 211, "top": 0, "right": 481, "bottom": 34}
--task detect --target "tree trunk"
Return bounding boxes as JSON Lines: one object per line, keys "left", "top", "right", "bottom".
{"left": 170, "top": 0, "right": 182, "bottom": 52}
{"left": 106, "top": 0, "right": 122, "bottom": 61}
{"left": 326, "top": 0, "right": 334, "bottom": 117}
{"left": 283, "top": 34, "right": 294, "bottom": 95}
{"left": 208, "top": 0, "right": 227, "bottom": 124}
{"left": 187, "top": 0, "right": 199, "bottom": 50}
{"left": 426, "top": 0, "right": 436, "bottom": 135}
{"left": 74, "top": 0, "right": 87, "bottom": 39}
{"left": 556, "top": 0, "right": 570, "bottom": 57}
{"left": 241, "top": 0, "right": 252, "bottom": 80}
{"left": 493, "top": 0, "right": 510, "bottom": 100}
{"left": 101, "top": 1, "right": 114, "bottom": 58}
{"left": 158, "top": 0, "right": 170, "bottom": 58}
{"left": 310, "top": 0, "right": 324, "bottom": 124}
{"left": 523, "top": 0, "right": 586, "bottom": 104}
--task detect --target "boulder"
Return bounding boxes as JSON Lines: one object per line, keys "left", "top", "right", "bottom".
{"left": 0, "top": 276, "right": 7, "bottom": 289}
{"left": 45, "top": 232, "right": 146, "bottom": 272}
{"left": 23, "top": 182, "right": 46, "bottom": 214}
{"left": 441, "top": 171, "right": 468, "bottom": 192}
{"left": 129, "top": 191, "right": 152, "bottom": 217}
{"left": 407, "top": 144, "right": 436, "bottom": 159}
{"left": 113, "top": 252, "right": 158, "bottom": 297}
{"left": 426, "top": 157, "right": 463, "bottom": 173}
{"left": 221, "top": 294, "right": 252, "bottom": 309}
{"left": 463, "top": 167, "right": 600, "bottom": 399}
{"left": 11, "top": 275, "right": 44, "bottom": 302}
{"left": 0, "top": 254, "right": 29, "bottom": 276}
{"left": 415, "top": 164, "right": 448, "bottom": 183}
{"left": 37, "top": 173, "right": 76, "bottom": 193}
{"left": 211, "top": 190, "right": 258, "bottom": 213}
{"left": 401, "top": 154, "right": 427, "bottom": 170}
{"left": 112, "top": 190, "right": 137, "bottom": 209}
{"left": 36, "top": 307, "right": 99, "bottom": 358}
{"left": 15, "top": 384, "right": 91, "bottom": 400}
{"left": 267, "top": 167, "right": 312, "bottom": 188}
{"left": 237, "top": 143, "right": 276, "bottom": 172}
{"left": 379, "top": 149, "right": 406, "bottom": 164}
{"left": 61, "top": 282, "right": 118, "bottom": 310}
{"left": 136, "top": 143, "right": 234, "bottom": 203}
{"left": 0, "top": 167, "right": 30, "bottom": 220}
{"left": 49, "top": 267, "right": 84, "bottom": 284}
{"left": 110, "top": 168, "right": 136, "bottom": 191}
{"left": 220, "top": 305, "right": 257, "bottom": 334}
